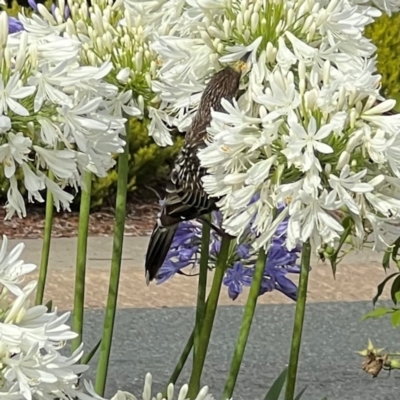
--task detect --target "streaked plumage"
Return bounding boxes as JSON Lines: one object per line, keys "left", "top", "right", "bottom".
{"left": 145, "top": 61, "right": 247, "bottom": 282}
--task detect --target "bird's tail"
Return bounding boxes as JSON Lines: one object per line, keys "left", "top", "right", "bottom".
{"left": 145, "top": 224, "right": 177, "bottom": 283}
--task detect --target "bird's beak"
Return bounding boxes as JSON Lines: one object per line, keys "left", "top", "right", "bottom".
{"left": 240, "top": 51, "right": 252, "bottom": 63}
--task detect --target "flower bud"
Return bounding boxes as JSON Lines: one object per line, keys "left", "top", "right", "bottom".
{"left": 236, "top": 13, "right": 243, "bottom": 33}
{"left": 251, "top": 12, "right": 259, "bottom": 33}
{"left": 4, "top": 47, "right": 11, "bottom": 70}
{"left": 0, "top": 12, "right": 8, "bottom": 49}
{"left": 349, "top": 108, "right": 357, "bottom": 128}
{"left": 337, "top": 86, "right": 346, "bottom": 110}
{"left": 287, "top": 8, "right": 294, "bottom": 27}
{"left": 223, "top": 18, "right": 231, "bottom": 38}
{"left": 276, "top": 20, "right": 284, "bottom": 35}
{"left": 117, "top": 67, "right": 130, "bottom": 84}
{"left": 305, "top": 90, "right": 317, "bottom": 110}
{"left": 336, "top": 151, "right": 350, "bottom": 170}
{"left": 27, "top": 122, "right": 35, "bottom": 135}
{"left": 301, "top": 15, "right": 313, "bottom": 33}
{"left": 254, "top": 0, "right": 262, "bottom": 12}
{"left": 324, "top": 163, "right": 332, "bottom": 175}
{"left": 306, "top": 22, "right": 316, "bottom": 42}
{"left": 244, "top": 9, "right": 251, "bottom": 25}
{"left": 135, "top": 52, "right": 143, "bottom": 73}
{"left": 66, "top": 18, "right": 76, "bottom": 35}
{"left": 201, "top": 30, "right": 215, "bottom": 50}
{"left": 266, "top": 42, "right": 276, "bottom": 63}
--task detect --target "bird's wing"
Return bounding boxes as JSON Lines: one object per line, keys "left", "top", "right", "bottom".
{"left": 160, "top": 140, "right": 216, "bottom": 226}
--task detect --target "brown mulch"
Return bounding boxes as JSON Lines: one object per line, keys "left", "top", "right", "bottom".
{"left": 0, "top": 198, "right": 159, "bottom": 239}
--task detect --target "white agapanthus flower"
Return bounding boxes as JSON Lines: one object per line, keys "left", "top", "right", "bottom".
{"left": 0, "top": 235, "right": 94, "bottom": 400}
{"left": 24, "top": 0, "right": 171, "bottom": 145}
{"left": 108, "top": 373, "right": 214, "bottom": 400}
{"left": 0, "top": 11, "right": 126, "bottom": 219}
{"left": 152, "top": 0, "right": 400, "bottom": 255}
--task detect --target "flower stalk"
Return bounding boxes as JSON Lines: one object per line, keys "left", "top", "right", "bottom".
{"left": 72, "top": 171, "right": 93, "bottom": 352}
{"left": 95, "top": 120, "right": 130, "bottom": 396}
{"left": 285, "top": 241, "right": 312, "bottom": 400}
{"left": 194, "top": 216, "right": 211, "bottom": 360}
{"left": 223, "top": 248, "right": 267, "bottom": 399}
{"left": 35, "top": 171, "right": 54, "bottom": 305}
{"left": 187, "top": 235, "right": 232, "bottom": 399}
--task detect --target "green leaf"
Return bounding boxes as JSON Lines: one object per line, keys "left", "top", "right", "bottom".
{"left": 391, "top": 310, "right": 400, "bottom": 328}
{"left": 373, "top": 273, "right": 399, "bottom": 306}
{"left": 383, "top": 248, "right": 392, "bottom": 270}
{"left": 392, "top": 237, "right": 400, "bottom": 266}
{"left": 264, "top": 368, "right": 288, "bottom": 400}
{"left": 294, "top": 386, "right": 308, "bottom": 400}
{"left": 395, "top": 292, "right": 400, "bottom": 304}
{"left": 391, "top": 275, "right": 400, "bottom": 305}
{"left": 81, "top": 339, "right": 101, "bottom": 365}
{"left": 361, "top": 307, "right": 394, "bottom": 321}
{"left": 44, "top": 300, "right": 53, "bottom": 313}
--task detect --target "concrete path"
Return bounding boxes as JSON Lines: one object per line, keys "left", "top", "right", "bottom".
{"left": 15, "top": 236, "right": 394, "bottom": 309}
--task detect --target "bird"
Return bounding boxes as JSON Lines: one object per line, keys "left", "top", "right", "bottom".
{"left": 144, "top": 55, "right": 250, "bottom": 283}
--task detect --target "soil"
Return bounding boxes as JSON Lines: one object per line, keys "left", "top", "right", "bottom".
{"left": 0, "top": 193, "right": 160, "bottom": 239}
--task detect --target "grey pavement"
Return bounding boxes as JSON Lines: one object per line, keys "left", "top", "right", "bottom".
{"left": 80, "top": 301, "right": 398, "bottom": 400}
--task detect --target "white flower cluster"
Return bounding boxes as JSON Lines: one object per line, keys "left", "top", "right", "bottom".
{"left": 22, "top": 0, "right": 171, "bottom": 146}
{"left": 0, "top": 235, "right": 90, "bottom": 399}
{"left": 153, "top": 0, "right": 400, "bottom": 254}
{"left": 108, "top": 373, "right": 214, "bottom": 400}
{"left": 0, "top": 11, "right": 126, "bottom": 219}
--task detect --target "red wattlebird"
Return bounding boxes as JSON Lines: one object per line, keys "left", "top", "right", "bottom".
{"left": 145, "top": 56, "right": 249, "bottom": 283}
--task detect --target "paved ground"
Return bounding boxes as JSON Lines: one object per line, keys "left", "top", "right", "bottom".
{"left": 16, "top": 236, "right": 393, "bottom": 308}
{"left": 10, "top": 236, "right": 400, "bottom": 400}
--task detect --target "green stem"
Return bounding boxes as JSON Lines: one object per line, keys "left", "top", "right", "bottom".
{"left": 285, "top": 241, "right": 311, "bottom": 400}
{"left": 194, "top": 216, "right": 211, "bottom": 360}
{"left": 223, "top": 248, "right": 267, "bottom": 399}
{"left": 71, "top": 171, "right": 93, "bottom": 352}
{"left": 35, "top": 171, "right": 54, "bottom": 306}
{"left": 95, "top": 122, "right": 130, "bottom": 396}
{"left": 187, "top": 235, "right": 232, "bottom": 399}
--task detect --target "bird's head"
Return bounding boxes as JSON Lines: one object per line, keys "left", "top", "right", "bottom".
{"left": 231, "top": 51, "right": 252, "bottom": 74}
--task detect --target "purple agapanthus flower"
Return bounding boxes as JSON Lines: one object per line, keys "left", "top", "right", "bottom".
{"left": 8, "top": 17, "right": 24, "bottom": 33}
{"left": 156, "top": 203, "right": 301, "bottom": 302}
{"left": 28, "top": 0, "right": 39, "bottom": 12}
{"left": 51, "top": 2, "right": 71, "bottom": 19}
{"left": 223, "top": 262, "right": 252, "bottom": 300}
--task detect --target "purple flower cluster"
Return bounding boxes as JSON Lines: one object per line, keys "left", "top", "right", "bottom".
{"left": 157, "top": 210, "right": 301, "bottom": 302}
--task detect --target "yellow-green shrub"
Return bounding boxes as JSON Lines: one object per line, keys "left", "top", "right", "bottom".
{"left": 365, "top": 12, "right": 400, "bottom": 108}
{"left": 90, "top": 119, "right": 183, "bottom": 208}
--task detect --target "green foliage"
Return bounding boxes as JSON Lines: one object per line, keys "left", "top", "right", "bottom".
{"left": 365, "top": 12, "right": 400, "bottom": 109}
{"left": 90, "top": 119, "right": 183, "bottom": 208}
